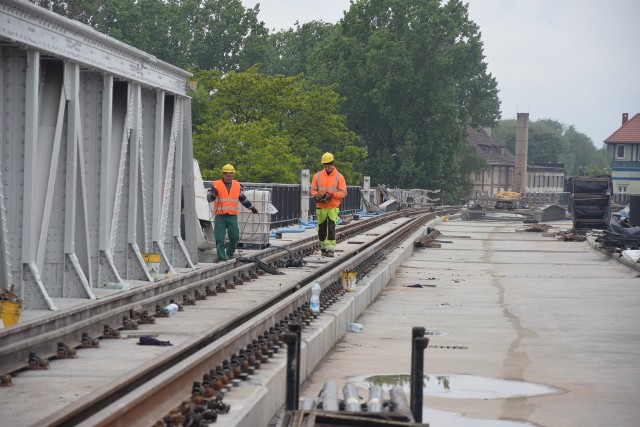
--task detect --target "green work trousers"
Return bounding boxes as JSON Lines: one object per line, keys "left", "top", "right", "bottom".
{"left": 214, "top": 214, "right": 239, "bottom": 261}
{"left": 316, "top": 207, "right": 339, "bottom": 250}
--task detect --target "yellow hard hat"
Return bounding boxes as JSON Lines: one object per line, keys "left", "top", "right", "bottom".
{"left": 321, "top": 152, "right": 334, "bottom": 164}
{"left": 221, "top": 164, "right": 235, "bottom": 173}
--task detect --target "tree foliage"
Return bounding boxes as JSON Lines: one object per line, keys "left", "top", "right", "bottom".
{"left": 34, "top": 0, "right": 607, "bottom": 191}
{"left": 263, "top": 21, "right": 338, "bottom": 77}
{"left": 305, "top": 0, "right": 500, "bottom": 201}
{"left": 30, "top": 0, "right": 271, "bottom": 71}
{"left": 192, "top": 67, "right": 365, "bottom": 183}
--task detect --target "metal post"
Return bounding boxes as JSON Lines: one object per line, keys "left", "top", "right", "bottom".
{"left": 410, "top": 327, "right": 425, "bottom": 394}
{"left": 300, "top": 169, "right": 310, "bottom": 222}
{"left": 283, "top": 332, "right": 299, "bottom": 411}
{"left": 363, "top": 176, "right": 371, "bottom": 206}
{"left": 288, "top": 322, "right": 302, "bottom": 409}
{"left": 410, "top": 332, "right": 429, "bottom": 423}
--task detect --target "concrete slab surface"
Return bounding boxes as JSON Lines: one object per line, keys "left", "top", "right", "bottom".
{"left": 299, "top": 220, "right": 640, "bottom": 427}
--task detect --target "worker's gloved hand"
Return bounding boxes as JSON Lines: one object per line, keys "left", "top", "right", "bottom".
{"left": 207, "top": 187, "right": 216, "bottom": 203}
{"left": 324, "top": 192, "right": 333, "bottom": 200}
{"left": 313, "top": 193, "right": 324, "bottom": 203}
{"left": 250, "top": 207, "right": 259, "bottom": 214}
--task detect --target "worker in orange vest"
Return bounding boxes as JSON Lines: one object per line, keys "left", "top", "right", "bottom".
{"left": 310, "top": 152, "right": 347, "bottom": 257}
{"left": 208, "top": 164, "right": 258, "bottom": 262}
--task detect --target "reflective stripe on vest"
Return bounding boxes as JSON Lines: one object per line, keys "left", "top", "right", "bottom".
{"left": 313, "top": 171, "right": 345, "bottom": 196}
{"left": 212, "top": 180, "right": 241, "bottom": 215}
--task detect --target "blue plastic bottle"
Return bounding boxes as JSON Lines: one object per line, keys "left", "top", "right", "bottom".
{"left": 310, "top": 281, "right": 321, "bottom": 312}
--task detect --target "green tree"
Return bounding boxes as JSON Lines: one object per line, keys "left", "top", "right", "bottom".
{"left": 307, "top": 0, "right": 500, "bottom": 196}
{"left": 187, "top": 0, "right": 270, "bottom": 71}
{"left": 528, "top": 120, "right": 566, "bottom": 164}
{"left": 192, "top": 67, "right": 366, "bottom": 183}
{"left": 30, "top": 0, "right": 272, "bottom": 72}
{"left": 263, "top": 21, "right": 338, "bottom": 77}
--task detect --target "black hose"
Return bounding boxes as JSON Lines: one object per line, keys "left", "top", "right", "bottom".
{"left": 236, "top": 257, "right": 285, "bottom": 275}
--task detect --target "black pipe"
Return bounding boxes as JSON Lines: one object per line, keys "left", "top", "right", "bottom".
{"left": 288, "top": 322, "right": 302, "bottom": 410}
{"left": 410, "top": 327, "right": 425, "bottom": 413}
{"left": 410, "top": 334, "right": 429, "bottom": 423}
{"left": 283, "top": 332, "right": 299, "bottom": 411}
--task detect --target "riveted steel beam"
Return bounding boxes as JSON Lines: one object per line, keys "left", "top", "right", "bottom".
{"left": 0, "top": 3, "right": 196, "bottom": 308}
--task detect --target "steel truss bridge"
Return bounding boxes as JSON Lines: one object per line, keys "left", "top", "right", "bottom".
{"left": 0, "top": 0, "right": 200, "bottom": 310}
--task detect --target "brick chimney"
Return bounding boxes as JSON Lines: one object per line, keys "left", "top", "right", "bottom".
{"left": 513, "top": 113, "right": 529, "bottom": 193}
{"left": 622, "top": 113, "right": 629, "bottom": 125}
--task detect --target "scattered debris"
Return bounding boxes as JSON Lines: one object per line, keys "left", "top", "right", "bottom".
{"left": 137, "top": 335, "right": 173, "bottom": 346}
{"left": 523, "top": 223, "right": 552, "bottom": 232}
{"left": 414, "top": 227, "right": 441, "bottom": 248}
{"left": 558, "top": 232, "right": 587, "bottom": 242}
{"left": 0, "top": 284, "right": 22, "bottom": 305}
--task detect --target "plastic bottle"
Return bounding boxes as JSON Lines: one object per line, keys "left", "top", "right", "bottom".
{"left": 165, "top": 303, "right": 179, "bottom": 315}
{"left": 310, "top": 281, "right": 321, "bottom": 313}
{"left": 348, "top": 323, "right": 363, "bottom": 333}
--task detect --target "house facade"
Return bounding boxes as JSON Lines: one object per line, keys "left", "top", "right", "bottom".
{"left": 604, "top": 113, "right": 640, "bottom": 195}
{"left": 467, "top": 127, "right": 566, "bottom": 197}
{"left": 526, "top": 163, "right": 565, "bottom": 193}
{"left": 467, "top": 126, "right": 515, "bottom": 197}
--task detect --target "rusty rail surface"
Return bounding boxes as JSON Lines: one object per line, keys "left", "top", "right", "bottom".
{"left": 1, "top": 208, "right": 457, "bottom": 426}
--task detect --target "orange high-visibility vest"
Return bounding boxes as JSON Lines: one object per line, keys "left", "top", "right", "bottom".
{"left": 212, "top": 180, "right": 241, "bottom": 215}
{"left": 310, "top": 168, "right": 347, "bottom": 209}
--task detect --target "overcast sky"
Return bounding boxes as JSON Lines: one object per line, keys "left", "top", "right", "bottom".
{"left": 241, "top": 0, "right": 640, "bottom": 148}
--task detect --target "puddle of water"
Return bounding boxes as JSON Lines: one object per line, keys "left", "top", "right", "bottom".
{"left": 423, "top": 407, "right": 539, "bottom": 427}
{"left": 348, "top": 373, "right": 562, "bottom": 399}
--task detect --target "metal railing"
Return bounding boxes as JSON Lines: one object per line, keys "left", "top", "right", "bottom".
{"left": 204, "top": 182, "right": 363, "bottom": 229}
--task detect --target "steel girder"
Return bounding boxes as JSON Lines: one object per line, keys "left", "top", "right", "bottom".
{"left": 0, "top": 1, "right": 197, "bottom": 309}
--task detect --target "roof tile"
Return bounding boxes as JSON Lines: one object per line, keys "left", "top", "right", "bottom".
{"left": 604, "top": 113, "right": 640, "bottom": 143}
{"left": 467, "top": 125, "right": 515, "bottom": 166}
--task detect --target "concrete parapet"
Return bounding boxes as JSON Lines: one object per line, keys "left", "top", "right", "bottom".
{"left": 225, "top": 218, "right": 441, "bottom": 426}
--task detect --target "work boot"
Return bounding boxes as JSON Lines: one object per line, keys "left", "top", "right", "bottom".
{"left": 326, "top": 250, "right": 335, "bottom": 258}
{"left": 321, "top": 249, "right": 327, "bottom": 256}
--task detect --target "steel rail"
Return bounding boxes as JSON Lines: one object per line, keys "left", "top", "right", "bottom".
{"left": 52, "top": 210, "right": 452, "bottom": 427}
{"left": 0, "top": 208, "right": 451, "bottom": 376}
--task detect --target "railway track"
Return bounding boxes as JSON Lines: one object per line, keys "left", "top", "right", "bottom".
{"left": 0, "top": 208, "right": 455, "bottom": 426}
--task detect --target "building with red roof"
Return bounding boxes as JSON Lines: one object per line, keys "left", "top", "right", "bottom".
{"left": 604, "top": 113, "right": 640, "bottom": 195}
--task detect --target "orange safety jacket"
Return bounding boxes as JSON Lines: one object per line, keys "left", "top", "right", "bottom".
{"left": 310, "top": 168, "right": 347, "bottom": 209}
{"left": 212, "top": 180, "right": 241, "bottom": 215}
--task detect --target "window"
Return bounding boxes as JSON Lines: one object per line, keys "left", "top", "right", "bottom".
{"left": 618, "top": 185, "right": 628, "bottom": 193}
{"left": 616, "top": 145, "right": 625, "bottom": 159}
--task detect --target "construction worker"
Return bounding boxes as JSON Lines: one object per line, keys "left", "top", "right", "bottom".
{"left": 310, "top": 152, "right": 347, "bottom": 257}
{"left": 209, "top": 164, "right": 258, "bottom": 262}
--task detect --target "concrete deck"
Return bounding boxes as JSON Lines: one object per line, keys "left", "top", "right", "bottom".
{"left": 300, "top": 219, "right": 640, "bottom": 427}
